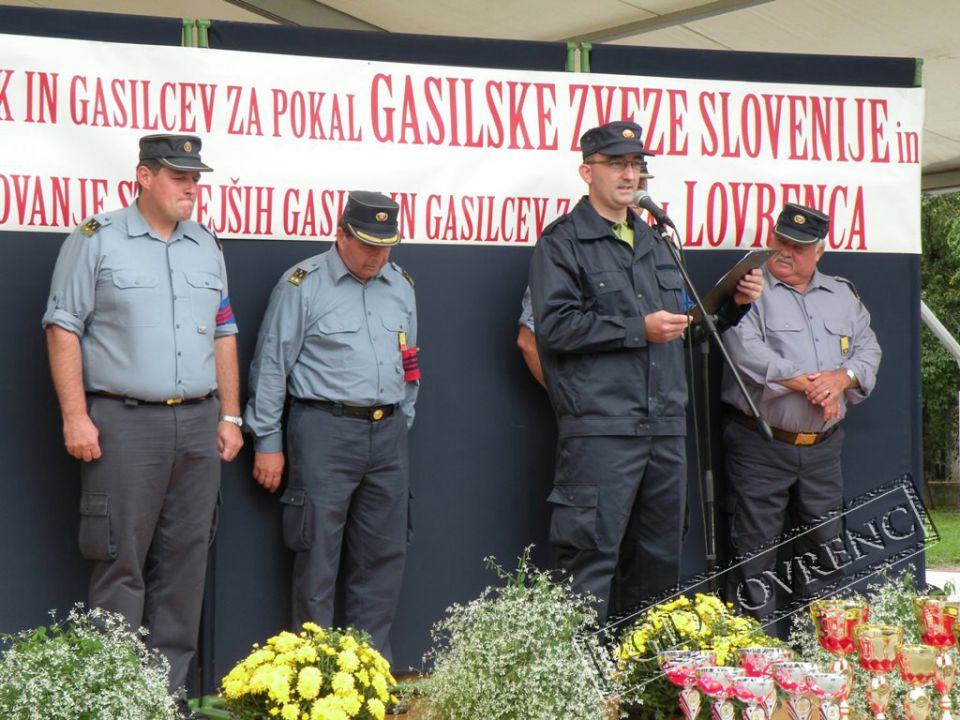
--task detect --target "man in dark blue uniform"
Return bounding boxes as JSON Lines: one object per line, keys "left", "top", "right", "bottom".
{"left": 529, "top": 121, "right": 762, "bottom": 620}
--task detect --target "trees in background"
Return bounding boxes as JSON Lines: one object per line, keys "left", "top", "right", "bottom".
{"left": 921, "top": 192, "right": 960, "bottom": 484}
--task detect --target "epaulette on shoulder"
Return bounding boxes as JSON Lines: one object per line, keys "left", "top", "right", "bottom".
{"left": 201, "top": 224, "right": 222, "bottom": 251}
{"left": 541, "top": 214, "right": 570, "bottom": 236}
{"left": 79, "top": 216, "right": 110, "bottom": 237}
{"left": 391, "top": 261, "right": 414, "bottom": 287}
{"left": 287, "top": 263, "right": 318, "bottom": 287}
{"left": 833, "top": 275, "right": 861, "bottom": 300}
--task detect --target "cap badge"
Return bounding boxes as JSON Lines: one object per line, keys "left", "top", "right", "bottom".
{"left": 622, "top": 129, "right": 636, "bottom": 139}
{"left": 794, "top": 214, "right": 806, "bottom": 224}
{"left": 375, "top": 212, "right": 388, "bottom": 222}
{"left": 183, "top": 141, "right": 193, "bottom": 153}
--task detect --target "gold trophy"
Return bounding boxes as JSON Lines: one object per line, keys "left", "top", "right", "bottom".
{"left": 915, "top": 597, "right": 959, "bottom": 720}
{"left": 898, "top": 644, "right": 938, "bottom": 720}
{"left": 738, "top": 647, "right": 794, "bottom": 718}
{"left": 810, "top": 598, "right": 869, "bottom": 674}
{"left": 660, "top": 650, "right": 717, "bottom": 720}
{"left": 856, "top": 625, "right": 904, "bottom": 720}
{"left": 806, "top": 671, "right": 850, "bottom": 720}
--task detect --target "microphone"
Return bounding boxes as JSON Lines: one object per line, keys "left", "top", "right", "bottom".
{"left": 633, "top": 190, "right": 676, "bottom": 229}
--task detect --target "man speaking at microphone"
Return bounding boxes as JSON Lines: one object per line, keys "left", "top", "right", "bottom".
{"left": 529, "top": 120, "right": 762, "bottom": 620}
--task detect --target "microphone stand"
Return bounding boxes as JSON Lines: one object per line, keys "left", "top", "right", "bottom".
{"left": 651, "top": 220, "right": 773, "bottom": 589}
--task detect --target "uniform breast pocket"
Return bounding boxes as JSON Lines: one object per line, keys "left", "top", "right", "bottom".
{"left": 655, "top": 266, "right": 684, "bottom": 313}
{"left": 763, "top": 314, "right": 806, "bottom": 355}
{"left": 184, "top": 271, "right": 224, "bottom": 328}
{"left": 110, "top": 270, "right": 160, "bottom": 327}
{"left": 584, "top": 270, "right": 628, "bottom": 312}
{"left": 824, "top": 318, "right": 855, "bottom": 363}
{"left": 315, "top": 313, "right": 363, "bottom": 365}
{"left": 380, "top": 314, "right": 409, "bottom": 378}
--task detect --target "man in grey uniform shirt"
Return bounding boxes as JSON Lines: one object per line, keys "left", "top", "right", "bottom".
{"left": 721, "top": 202, "right": 881, "bottom": 619}
{"left": 244, "top": 191, "right": 418, "bottom": 660}
{"left": 42, "top": 134, "right": 243, "bottom": 709}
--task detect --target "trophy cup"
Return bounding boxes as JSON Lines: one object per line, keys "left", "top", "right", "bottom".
{"left": 915, "top": 597, "right": 959, "bottom": 720}
{"left": 810, "top": 598, "right": 868, "bottom": 720}
{"left": 898, "top": 644, "right": 938, "bottom": 720}
{"left": 857, "top": 625, "right": 904, "bottom": 720}
{"left": 660, "top": 650, "right": 717, "bottom": 720}
{"left": 771, "top": 661, "right": 816, "bottom": 720}
{"left": 739, "top": 647, "right": 794, "bottom": 717}
{"left": 809, "top": 598, "right": 869, "bottom": 674}
{"left": 697, "top": 666, "right": 746, "bottom": 720}
{"left": 806, "top": 671, "right": 850, "bottom": 720}
{"left": 732, "top": 675, "right": 777, "bottom": 720}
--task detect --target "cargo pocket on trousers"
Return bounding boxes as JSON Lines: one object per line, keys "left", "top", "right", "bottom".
{"left": 78, "top": 491, "right": 117, "bottom": 561}
{"left": 547, "top": 484, "right": 600, "bottom": 551}
{"left": 280, "top": 488, "right": 312, "bottom": 552}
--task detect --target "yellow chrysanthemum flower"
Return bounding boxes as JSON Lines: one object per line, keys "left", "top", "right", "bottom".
{"left": 337, "top": 648, "right": 360, "bottom": 674}
{"left": 367, "top": 697, "right": 386, "bottom": 720}
{"left": 330, "top": 671, "right": 355, "bottom": 696}
{"left": 297, "top": 666, "right": 323, "bottom": 700}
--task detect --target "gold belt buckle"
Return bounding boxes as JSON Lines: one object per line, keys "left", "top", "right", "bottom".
{"left": 165, "top": 397, "right": 183, "bottom": 406}
{"left": 794, "top": 432, "right": 818, "bottom": 446}
{"left": 371, "top": 407, "right": 385, "bottom": 421}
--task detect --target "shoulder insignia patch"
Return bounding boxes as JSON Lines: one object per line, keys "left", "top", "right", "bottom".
{"left": 288, "top": 268, "right": 308, "bottom": 286}
{"left": 81, "top": 219, "right": 102, "bottom": 237}
{"left": 390, "top": 261, "right": 415, "bottom": 287}
{"left": 834, "top": 275, "right": 860, "bottom": 300}
{"left": 204, "top": 224, "right": 222, "bottom": 251}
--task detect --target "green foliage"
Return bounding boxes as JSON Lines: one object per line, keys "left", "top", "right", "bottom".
{"left": 921, "top": 192, "right": 960, "bottom": 482}
{"left": 0, "top": 604, "right": 177, "bottom": 720}
{"left": 422, "top": 546, "right": 619, "bottom": 720}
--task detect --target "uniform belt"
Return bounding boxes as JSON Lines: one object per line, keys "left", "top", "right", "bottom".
{"left": 728, "top": 408, "right": 838, "bottom": 447}
{"left": 298, "top": 399, "right": 396, "bottom": 421}
{"left": 89, "top": 391, "right": 214, "bottom": 406}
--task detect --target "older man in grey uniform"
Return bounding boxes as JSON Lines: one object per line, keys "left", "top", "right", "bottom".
{"left": 721, "top": 202, "right": 881, "bottom": 619}
{"left": 244, "top": 191, "right": 418, "bottom": 659}
{"left": 43, "top": 134, "right": 243, "bottom": 708}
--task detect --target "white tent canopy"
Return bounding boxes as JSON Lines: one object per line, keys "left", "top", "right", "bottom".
{"left": 3, "top": 0, "right": 957, "bottom": 190}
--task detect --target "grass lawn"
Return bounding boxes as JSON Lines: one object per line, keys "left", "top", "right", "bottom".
{"left": 927, "top": 508, "right": 960, "bottom": 568}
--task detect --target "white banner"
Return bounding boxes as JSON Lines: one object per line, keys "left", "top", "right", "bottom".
{"left": 0, "top": 33, "right": 923, "bottom": 252}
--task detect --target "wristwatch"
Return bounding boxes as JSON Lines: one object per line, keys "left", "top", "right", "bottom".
{"left": 219, "top": 415, "right": 243, "bottom": 428}
{"left": 844, "top": 368, "right": 857, "bottom": 385}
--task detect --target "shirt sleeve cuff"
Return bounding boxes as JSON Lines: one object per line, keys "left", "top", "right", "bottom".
{"left": 253, "top": 432, "right": 283, "bottom": 453}
{"left": 623, "top": 316, "right": 647, "bottom": 348}
{"left": 215, "top": 323, "right": 239, "bottom": 338}
{"left": 41, "top": 310, "right": 84, "bottom": 336}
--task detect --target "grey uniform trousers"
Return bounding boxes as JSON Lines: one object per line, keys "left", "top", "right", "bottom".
{"left": 723, "top": 420, "right": 845, "bottom": 621}
{"left": 80, "top": 396, "right": 221, "bottom": 693}
{"left": 281, "top": 402, "right": 409, "bottom": 661}
{"left": 547, "top": 434, "right": 686, "bottom": 623}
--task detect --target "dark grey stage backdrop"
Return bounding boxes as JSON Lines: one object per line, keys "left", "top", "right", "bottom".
{"left": 0, "top": 5, "right": 921, "bottom": 693}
